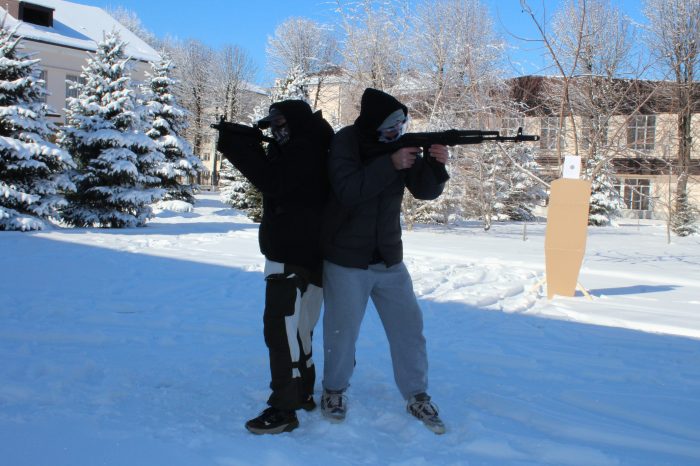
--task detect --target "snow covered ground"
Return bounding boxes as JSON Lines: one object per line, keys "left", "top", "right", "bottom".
{"left": 1, "top": 193, "right": 699, "bottom": 466}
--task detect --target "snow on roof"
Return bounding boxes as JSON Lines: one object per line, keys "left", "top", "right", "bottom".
{"left": 242, "top": 81, "right": 267, "bottom": 96}
{"left": 1, "top": 0, "right": 160, "bottom": 62}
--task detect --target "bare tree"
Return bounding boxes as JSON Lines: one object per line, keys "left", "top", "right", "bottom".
{"left": 644, "top": 0, "right": 699, "bottom": 236}
{"left": 267, "top": 17, "right": 338, "bottom": 77}
{"left": 409, "top": 0, "right": 506, "bottom": 126}
{"left": 519, "top": 0, "right": 676, "bottom": 227}
{"left": 406, "top": 0, "right": 512, "bottom": 227}
{"left": 213, "top": 45, "right": 257, "bottom": 121}
{"left": 169, "top": 39, "right": 215, "bottom": 159}
{"left": 266, "top": 17, "right": 339, "bottom": 109}
{"left": 520, "top": 0, "right": 587, "bottom": 161}
{"left": 550, "top": 0, "right": 637, "bottom": 225}
{"left": 335, "top": 0, "right": 410, "bottom": 94}
{"left": 107, "top": 6, "right": 159, "bottom": 48}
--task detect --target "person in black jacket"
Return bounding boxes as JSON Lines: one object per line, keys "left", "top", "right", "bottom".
{"left": 216, "top": 99, "right": 334, "bottom": 435}
{"left": 320, "top": 88, "right": 449, "bottom": 434}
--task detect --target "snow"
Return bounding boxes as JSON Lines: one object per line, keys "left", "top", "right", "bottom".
{"left": 155, "top": 199, "right": 194, "bottom": 213}
{"left": 1, "top": 192, "right": 699, "bottom": 465}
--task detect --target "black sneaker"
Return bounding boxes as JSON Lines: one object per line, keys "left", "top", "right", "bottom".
{"left": 321, "top": 389, "right": 347, "bottom": 422}
{"left": 407, "top": 393, "right": 446, "bottom": 434}
{"left": 245, "top": 407, "right": 299, "bottom": 435}
{"left": 300, "top": 394, "right": 316, "bottom": 411}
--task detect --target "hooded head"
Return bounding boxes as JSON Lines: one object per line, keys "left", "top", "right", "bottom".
{"left": 258, "top": 100, "right": 315, "bottom": 144}
{"left": 354, "top": 88, "right": 408, "bottom": 140}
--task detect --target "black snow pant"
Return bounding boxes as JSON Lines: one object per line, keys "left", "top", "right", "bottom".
{"left": 263, "top": 259, "right": 323, "bottom": 411}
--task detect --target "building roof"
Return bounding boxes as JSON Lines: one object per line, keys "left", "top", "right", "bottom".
{"left": 1, "top": 0, "right": 160, "bottom": 62}
{"left": 507, "top": 75, "right": 700, "bottom": 116}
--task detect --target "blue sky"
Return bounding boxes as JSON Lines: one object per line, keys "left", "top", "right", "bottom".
{"left": 77, "top": 0, "right": 648, "bottom": 85}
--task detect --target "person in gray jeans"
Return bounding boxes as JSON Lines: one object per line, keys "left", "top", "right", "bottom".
{"left": 320, "top": 88, "right": 449, "bottom": 434}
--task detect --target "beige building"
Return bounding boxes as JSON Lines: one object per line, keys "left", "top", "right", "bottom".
{"left": 509, "top": 76, "right": 700, "bottom": 220}
{"left": 2, "top": 0, "right": 161, "bottom": 120}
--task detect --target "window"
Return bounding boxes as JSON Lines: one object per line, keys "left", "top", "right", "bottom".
{"left": 580, "top": 116, "right": 608, "bottom": 150}
{"left": 500, "top": 117, "right": 524, "bottom": 137}
{"left": 199, "top": 169, "right": 212, "bottom": 186}
{"left": 615, "top": 178, "right": 651, "bottom": 211}
{"left": 627, "top": 115, "right": 655, "bottom": 152}
{"left": 65, "top": 74, "right": 85, "bottom": 100}
{"left": 540, "top": 117, "right": 565, "bottom": 150}
{"left": 19, "top": 2, "right": 54, "bottom": 27}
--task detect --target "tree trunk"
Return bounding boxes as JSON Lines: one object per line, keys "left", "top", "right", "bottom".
{"left": 674, "top": 82, "right": 692, "bottom": 215}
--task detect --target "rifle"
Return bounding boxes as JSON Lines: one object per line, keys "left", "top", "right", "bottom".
{"left": 210, "top": 118, "right": 276, "bottom": 144}
{"left": 365, "top": 127, "right": 539, "bottom": 158}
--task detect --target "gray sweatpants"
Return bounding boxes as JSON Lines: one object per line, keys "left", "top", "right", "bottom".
{"left": 322, "top": 260, "right": 428, "bottom": 400}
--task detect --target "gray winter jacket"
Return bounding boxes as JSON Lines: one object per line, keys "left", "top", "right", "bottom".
{"left": 322, "top": 125, "right": 448, "bottom": 269}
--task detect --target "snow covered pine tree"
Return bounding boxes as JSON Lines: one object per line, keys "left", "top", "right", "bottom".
{"left": 0, "top": 23, "right": 74, "bottom": 231}
{"left": 142, "top": 57, "right": 202, "bottom": 212}
{"left": 586, "top": 150, "right": 625, "bottom": 226}
{"left": 60, "top": 31, "right": 164, "bottom": 228}
{"left": 219, "top": 158, "right": 250, "bottom": 208}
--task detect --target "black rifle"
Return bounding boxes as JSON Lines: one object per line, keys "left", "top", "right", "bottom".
{"left": 210, "top": 118, "right": 276, "bottom": 144}
{"left": 365, "top": 127, "right": 539, "bottom": 158}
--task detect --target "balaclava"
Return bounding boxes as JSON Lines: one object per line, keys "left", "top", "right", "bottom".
{"left": 354, "top": 88, "right": 408, "bottom": 140}
{"left": 258, "top": 100, "right": 314, "bottom": 145}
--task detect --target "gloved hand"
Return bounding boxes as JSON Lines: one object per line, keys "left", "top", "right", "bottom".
{"left": 212, "top": 120, "right": 264, "bottom": 154}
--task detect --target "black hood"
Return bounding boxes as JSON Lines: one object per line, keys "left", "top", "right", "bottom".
{"left": 262, "top": 99, "right": 334, "bottom": 147}
{"left": 354, "top": 88, "right": 407, "bottom": 136}
{"left": 267, "top": 100, "right": 314, "bottom": 135}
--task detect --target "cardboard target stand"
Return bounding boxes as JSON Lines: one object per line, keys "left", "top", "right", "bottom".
{"left": 538, "top": 156, "right": 592, "bottom": 300}
{"left": 544, "top": 178, "right": 592, "bottom": 299}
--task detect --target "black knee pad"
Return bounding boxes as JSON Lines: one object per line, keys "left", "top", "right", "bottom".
{"left": 264, "top": 275, "right": 298, "bottom": 318}
{"left": 263, "top": 276, "right": 298, "bottom": 347}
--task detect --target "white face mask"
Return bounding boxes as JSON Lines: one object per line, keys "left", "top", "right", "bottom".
{"left": 377, "top": 119, "right": 407, "bottom": 143}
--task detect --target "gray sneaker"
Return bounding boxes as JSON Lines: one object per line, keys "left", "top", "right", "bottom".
{"left": 321, "top": 389, "right": 347, "bottom": 422}
{"left": 407, "top": 393, "right": 446, "bottom": 434}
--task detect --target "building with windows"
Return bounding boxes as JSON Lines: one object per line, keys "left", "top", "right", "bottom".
{"left": 507, "top": 76, "right": 699, "bottom": 220}
{"left": 1, "top": 0, "right": 160, "bottom": 120}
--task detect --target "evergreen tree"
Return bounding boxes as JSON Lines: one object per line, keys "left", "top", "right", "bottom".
{"left": 219, "top": 158, "right": 251, "bottom": 209}
{"left": 0, "top": 25, "right": 74, "bottom": 231}
{"left": 60, "top": 31, "right": 164, "bottom": 228}
{"left": 142, "top": 57, "right": 202, "bottom": 208}
{"left": 461, "top": 144, "right": 545, "bottom": 230}
{"left": 244, "top": 184, "right": 263, "bottom": 223}
{"left": 585, "top": 151, "right": 624, "bottom": 226}
{"left": 502, "top": 145, "right": 546, "bottom": 222}
{"left": 671, "top": 190, "right": 698, "bottom": 236}
{"left": 269, "top": 65, "right": 310, "bottom": 103}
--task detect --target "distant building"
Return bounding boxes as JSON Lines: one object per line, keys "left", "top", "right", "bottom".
{"left": 1, "top": 0, "right": 161, "bottom": 119}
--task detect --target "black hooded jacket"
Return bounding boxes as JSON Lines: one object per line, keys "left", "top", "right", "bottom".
{"left": 218, "top": 100, "right": 334, "bottom": 273}
{"left": 322, "top": 88, "right": 449, "bottom": 269}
